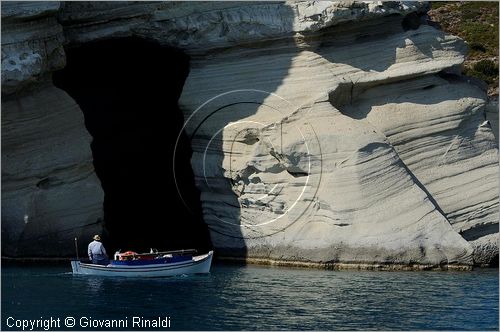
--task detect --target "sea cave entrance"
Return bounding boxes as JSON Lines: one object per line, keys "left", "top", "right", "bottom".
{"left": 53, "top": 37, "right": 211, "bottom": 253}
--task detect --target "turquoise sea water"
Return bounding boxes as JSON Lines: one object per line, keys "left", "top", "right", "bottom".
{"left": 1, "top": 263, "right": 498, "bottom": 330}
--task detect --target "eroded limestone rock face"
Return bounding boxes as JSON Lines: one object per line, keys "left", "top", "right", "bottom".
{"left": 173, "top": 3, "right": 498, "bottom": 267}
{"left": 2, "top": 1, "right": 498, "bottom": 265}
{"left": 337, "top": 76, "right": 498, "bottom": 265}
{"left": 1, "top": 86, "right": 104, "bottom": 256}
{"left": 1, "top": 1, "right": 104, "bottom": 256}
{"left": 1, "top": 1, "right": 64, "bottom": 94}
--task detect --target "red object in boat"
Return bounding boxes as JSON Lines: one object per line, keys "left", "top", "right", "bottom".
{"left": 118, "top": 251, "right": 138, "bottom": 260}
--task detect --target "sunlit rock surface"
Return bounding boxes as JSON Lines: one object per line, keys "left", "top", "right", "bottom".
{"left": 2, "top": 1, "right": 498, "bottom": 265}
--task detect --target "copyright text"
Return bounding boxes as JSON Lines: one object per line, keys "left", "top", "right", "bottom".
{"left": 5, "top": 316, "right": 171, "bottom": 330}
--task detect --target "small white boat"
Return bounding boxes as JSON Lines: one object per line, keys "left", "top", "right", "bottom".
{"left": 71, "top": 250, "right": 213, "bottom": 277}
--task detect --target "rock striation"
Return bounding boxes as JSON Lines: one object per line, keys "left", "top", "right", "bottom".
{"left": 178, "top": 20, "right": 495, "bottom": 267}
{"left": 1, "top": 1, "right": 64, "bottom": 94}
{"left": 2, "top": 1, "right": 498, "bottom": 266}
{"left": 1, "top": 1, "right": 104, "bottom": 256}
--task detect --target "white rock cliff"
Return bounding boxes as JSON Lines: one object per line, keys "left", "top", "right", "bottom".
{"left": 1, "top": 1, "right": 498, "bottom": 267}
{"left": 1, "top": 1, "right": 104, "bottom": 256}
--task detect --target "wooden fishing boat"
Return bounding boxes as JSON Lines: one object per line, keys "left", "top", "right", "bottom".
{"left": 70, "top": 249, "right": 213, "bottom": 277}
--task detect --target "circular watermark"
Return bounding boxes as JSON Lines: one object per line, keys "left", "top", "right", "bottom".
{"left": 173, "top": 89, "right": 322, "bottom": 238}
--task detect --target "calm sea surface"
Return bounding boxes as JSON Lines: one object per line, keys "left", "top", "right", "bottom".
{"left": 1, "top": 263, "right": 498, "bottom": 330}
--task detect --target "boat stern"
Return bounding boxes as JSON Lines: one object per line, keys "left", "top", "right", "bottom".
{"left": 70, "top": 260, "right": 81, "bottom": 274}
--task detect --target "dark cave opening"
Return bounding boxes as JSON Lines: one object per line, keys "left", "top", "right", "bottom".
{"left": 53, "top": 37, "right": 211, "bottom": 253}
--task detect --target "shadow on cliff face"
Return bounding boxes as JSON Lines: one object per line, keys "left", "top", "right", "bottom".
{"left": 53, "top": 37, "right": 211, "bottom": 253}
{"left": 316, "top": 13, "right": 432, "bottom": 73}
{"left": 179, "top": 55, "right": 307, "bottom": 255}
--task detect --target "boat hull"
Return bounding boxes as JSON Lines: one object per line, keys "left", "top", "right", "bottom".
{"left": 71, "top": 251, "right": 213, "bottom": 277}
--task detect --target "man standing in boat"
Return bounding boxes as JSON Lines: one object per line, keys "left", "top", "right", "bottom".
{"left": 88, "top": 235, "right": 109, "bottom": 265}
